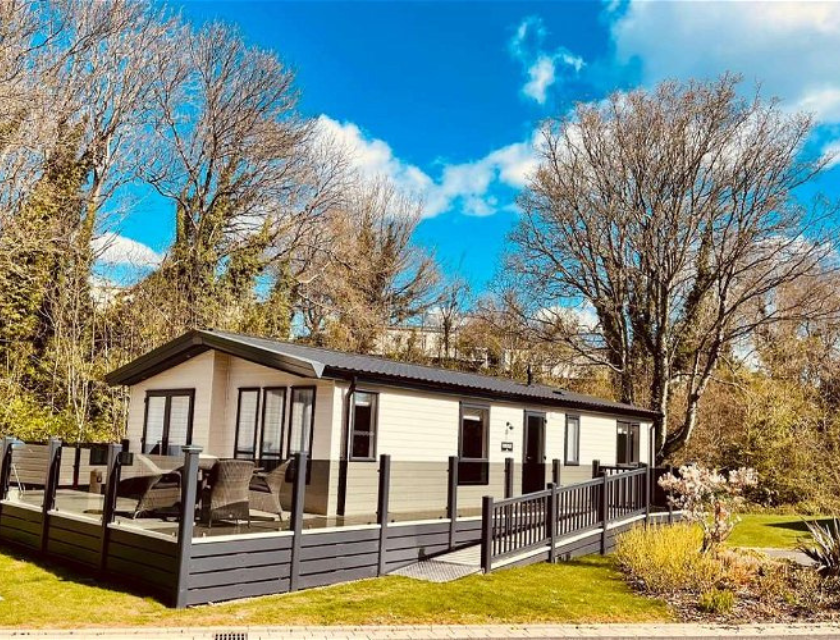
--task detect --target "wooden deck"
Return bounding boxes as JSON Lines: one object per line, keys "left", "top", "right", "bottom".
{"left": 1, "top": 439, "right": 670, "bottom": 608}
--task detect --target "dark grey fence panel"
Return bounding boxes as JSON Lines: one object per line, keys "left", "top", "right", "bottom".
{"left": 0, "top": 504, "right": 42, "bottom": 549}
{"left": 299, "top": 526, "right": 381, "bottom": 588}
{"left": 190, "top": 548, "right": 292, "bottom": 574}
{"left": 297, "top": 565, "right": 377, "bottom": 591}
{"left": 185, "top": 578, "right": 291, "bottom": 607}
{"left": 46, "top": 514, "right": 101, "bottom": 567}
{"left": 299, "top": 527, "right": 379, "bottom": 547}
{"left": 191, "top": 534, "right": 293, "bottom": 557}
{"left": 107, "top": 526, "right": 178, "bottom": 557}
{"left": 186, "top": 533, "right": 294, "bottom": 605}
{"left": 299, "top": 538, "right": 380, "bottom": 561}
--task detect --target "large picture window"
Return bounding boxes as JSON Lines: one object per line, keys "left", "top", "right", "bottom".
{"left": 234, "top": 388, "right": 260, "bottom": 459}
{"left": 565, "top": 415, "right": 580, "bottom": 465}
{"left": 350, "top": 391, "right": 378, "bottom": 461}
{"left": 288, "top": 386, "right": 316, "bottom": 456}
{"left": 142, "top": 389, "right": 195, "bottom": 455}
{"left": 617, "top": 421, "right": 641, "bottom": 465}
{"left": 458, "top": 404, "right": 489, "bottom": 485}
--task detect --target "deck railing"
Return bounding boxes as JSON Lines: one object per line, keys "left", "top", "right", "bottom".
{"left": 480, "top": 465, "right": 651, "bottom": 572}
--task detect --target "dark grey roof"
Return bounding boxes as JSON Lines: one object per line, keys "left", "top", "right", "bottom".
{"left": 105, "top": 329, "right": 658, "bottom": 419}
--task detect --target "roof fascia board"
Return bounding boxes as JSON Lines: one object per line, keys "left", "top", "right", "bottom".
{"left": 322, "top": 368, "right": 659, "bottom": 420}
{"left": 106, "top": 331, "right": 325, "bottom": 386}
{"left": 200, "top": 333, "right": 325, "bottom": 379}
{"left": 104, "top": 331, "right": 206, "bottom": 385}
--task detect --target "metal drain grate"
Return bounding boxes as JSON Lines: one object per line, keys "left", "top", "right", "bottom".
{"left": 213, "top": 633, "right": 248, "bottom": 640}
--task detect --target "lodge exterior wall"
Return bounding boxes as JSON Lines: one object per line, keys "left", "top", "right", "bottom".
{"left": 124, "top": 351, "right": 652, "bottom": 517}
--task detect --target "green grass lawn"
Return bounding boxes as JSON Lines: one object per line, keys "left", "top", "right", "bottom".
{"left": 728, "top": 514, "right": 828, "bottom": 549}
{"left": 0, "top": 548, "right": 669, "bottom": 629}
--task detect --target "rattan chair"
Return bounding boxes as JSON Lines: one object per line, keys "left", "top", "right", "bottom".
{"left": 249, "top": 459, "right": 291, "bottom": 518}
{"left": 117, "top": 454, "right": 181, "bottom": 518}
{"left": 205, "top": 459, "right": 254, "bottom": 528}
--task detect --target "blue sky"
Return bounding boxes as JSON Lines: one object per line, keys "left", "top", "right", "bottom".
{"left": 108, "top": 1, "right": 840, "bottom": 292}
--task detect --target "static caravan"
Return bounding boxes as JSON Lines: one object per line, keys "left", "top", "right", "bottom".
{"left": 106, "top": 330, "right": 658, "bottom": 517}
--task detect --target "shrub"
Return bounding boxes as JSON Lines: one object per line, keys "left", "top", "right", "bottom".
{"left": 789, "top": 565, "right": 825, "bottom": 611}
{"left": 754, "top": 561, "right": 795, "bottom": 605}
{"left": 615, "top": 523, "right": 723, "bottom": 594}
{"left": 659, "top": 464, "right": 758, "bottom": 552}
{"left": 698, "top": 588, "right": 735, "bottom": 614}
{"left": 717, "top": 547, "right": 763, "bottom": 588}
{"left": 799, "top": 518, "right": 840, "bottom": 577}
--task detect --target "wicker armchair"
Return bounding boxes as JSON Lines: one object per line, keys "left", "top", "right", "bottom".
{"left": 204, "top": 459, "right": 254, "bottom": 528}
{"left": 117, "top": 455, "right": 181, "bottom": 518}
{"left": 249, "top": 459, "right": 291, "bottom": 518}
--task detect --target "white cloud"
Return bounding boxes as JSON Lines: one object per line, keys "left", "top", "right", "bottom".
{"left": 822, "top": 139, "right": 840, "bottom": 169}
{"left": 91, "top": 233, "right": 162, "bottom": 268}
{"left": 510, "top": 16, "right": 585, "bottom": 105}
{"left": 317, "top": 115, "right": 539, "bottom": 219}
{"left": 609, "top": 1, "right": 840, "bottom": 122}
{"left": 316, "top": 115, "right": 433, "bottom": 197}
{"left": 523, "top": 56, "right": 556, "bottom": 104}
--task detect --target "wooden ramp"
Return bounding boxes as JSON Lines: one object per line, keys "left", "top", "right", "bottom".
{"left": 390, "top": 552, "right": 481, "bottom": 582}
{"left": 390, "top": 512, "right": 654, "bottom": 583}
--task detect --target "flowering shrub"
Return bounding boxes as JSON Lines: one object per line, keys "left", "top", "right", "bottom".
{"left": 659, "top": 464, "right": 758, "bottom": 552}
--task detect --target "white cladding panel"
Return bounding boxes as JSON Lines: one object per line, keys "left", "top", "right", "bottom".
{"left": 372, "top": 386, "right": 460, "bottom": 461}
{"left": 125, "top": 351, "right": 215, "bottom": 451}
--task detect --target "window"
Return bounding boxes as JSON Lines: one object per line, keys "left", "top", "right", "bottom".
{"left": 260, "top": 388, "right": 286, "bottom": 464}
{"left": 350, "top": 391, "right": 378, "bottom": 461}
{"left": 617, "top": 421, "right": 641, "bottom": 465}
{"left": 288, "top": 387, "right": 316, "bottom": 456}
{"left": 565, "top": 415, "right": 580, "bottom": 465}
{"left": 458, "top": 404, "right": 489, "bottom": 485}
{"left": 234, "top": 389, "right": 260, "bottom": 459}
{"left": 142, "top": 390, "right": 194, "bottom": 455}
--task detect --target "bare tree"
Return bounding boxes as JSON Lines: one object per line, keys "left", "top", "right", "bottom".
{"left": 139, "top": 21, "right": 347, "bottom": 334}
{"left": 300, "top": 178, "right": 440, "bottom": 352}
{"left": 509, "top": 75, "right": 839, "bottom": 461}
{"left": 433, "top": 276, "right": 471, "bottom": 361}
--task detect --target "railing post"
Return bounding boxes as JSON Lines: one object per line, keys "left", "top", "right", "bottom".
{"left": 289, "top": 451, "right": 307, "bottom": 591}
{"left": 644, "top": 464, "right": 651, "bottom": 527}
{"left": 592, "top": 459, "right": 601, "bottom": 479}
{"left": 480, "top": 495, "right": 493, "bottom": 573}
{"left": 504, "top": 457, "right": 514, "bottom": 499}
{"left": 41, "top": 437, "right": 62, "bottom": 553}
{"left": 0, "top": 437, "right": 12, "bottom": 524}
{"left": 552, "top": 459, "right": 561, "bottom": 486}
{"left": 72, "top": 445, "right": 82, "bottom": 490}
{"left": 599, "top": 472, "right": 609, "bottom": 555}
{"left": 99, "top": 443, "right": 123, "bottom": 572}
{"left": 174, "top": 445, "right": 201, "bottom": 609}
{"left": 376, "top": 454, "right": 391, "bottom": 577}
{"left": 547, "top": 482, "right": 557, "bottom": 564}
{"left": 0, "top": 437, "right": 12, "bottom": 502}
{"left": 447, "top": 455, "right": 458, "bottom": 549}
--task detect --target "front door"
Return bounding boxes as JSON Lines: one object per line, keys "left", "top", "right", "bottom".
{"left": 522, "top": 411, "right": 546, "bottom": 494}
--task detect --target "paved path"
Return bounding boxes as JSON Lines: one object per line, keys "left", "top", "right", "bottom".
{"left": 743, "top": 547, "right": 813, "bottom": 566}
{"left": 3, "top": 624, "right": 840, "bottom": 639}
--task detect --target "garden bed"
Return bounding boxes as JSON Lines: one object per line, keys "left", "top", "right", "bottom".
{"left": 615, "top": 522, "right": 840, "bottom": 623}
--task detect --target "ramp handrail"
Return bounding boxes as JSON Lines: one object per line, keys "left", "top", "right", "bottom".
{"left": 480, "top": 465, "right": 650, "bottom": 572}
